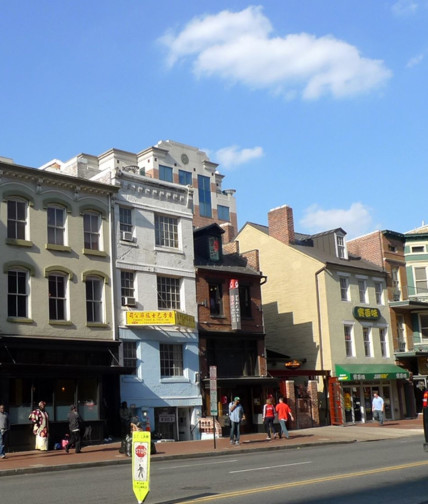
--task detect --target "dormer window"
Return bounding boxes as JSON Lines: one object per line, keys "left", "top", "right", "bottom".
{"left": 336, "top": 234, "right": 347, "bottom": 259}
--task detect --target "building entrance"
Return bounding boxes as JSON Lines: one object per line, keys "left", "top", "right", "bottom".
{"left": 342, "top": 383, "right": 392, "bottom": 423}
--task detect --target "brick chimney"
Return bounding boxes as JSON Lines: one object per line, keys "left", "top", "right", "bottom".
{"left": 268, "top": 205, "right": 295, "bottom": 245}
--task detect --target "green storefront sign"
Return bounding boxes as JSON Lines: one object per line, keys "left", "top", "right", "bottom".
{"left": 335, "top": 364, "right": 409, "bottom": 381}
{"left": 353, "top": 306, "right": 380, "bottom": 321}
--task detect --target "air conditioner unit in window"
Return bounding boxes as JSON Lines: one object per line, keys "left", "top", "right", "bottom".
{"left": 123, "top": 297, "right": 136, "bottom": 307}
{"left": 121, "top": 231, "right": 134, "bottom": 242}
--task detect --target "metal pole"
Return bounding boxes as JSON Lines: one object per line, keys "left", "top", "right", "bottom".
{"left": 212, "top": 415, "right": 216, "bottom": 449}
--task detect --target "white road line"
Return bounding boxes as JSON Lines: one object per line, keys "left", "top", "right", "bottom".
{"left": 158, "top": 459, "right": 239, "bottom": 470}
{"left": 230, "top": 461, "right": 312, "bottom": 473}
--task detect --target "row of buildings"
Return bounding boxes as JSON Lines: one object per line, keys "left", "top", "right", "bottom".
{"left": 1, "top": 139, "right": 427, "bottom": 450}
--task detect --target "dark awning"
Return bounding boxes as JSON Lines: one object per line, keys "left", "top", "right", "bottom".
{"left": 335, "top": 363, "right": 409, "bottom": 381}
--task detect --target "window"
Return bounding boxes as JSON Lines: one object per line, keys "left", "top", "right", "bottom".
{"left": 415, "top": 267, "right": 428, "bottom": 295}
{"left": 397, "top": 315, "right": 406, "bottom": 351}
{"left": 83, "top": 212, "right": 101, "bottom": 250}
{"left": 391, "top": 267, "right": 401, "bottom": 300}
{"left": 198, "top": 175, "right": 212, "bottom": 218}
{"left": 379, "top": 328, "right": 389, "bottom": 358}
{"left": 157, "top": 277, "right": 180, "bottom": 310}
{"left": 218, "top": 205, "right": 230, "bottom": 221}
{"left": 411, "top": 245, "right": 425, "bottom": 253}
{"left": 48, "top": 274, "right": 66, "bottom": 320}
{"left": 159, "top": 165, "right": 173, "bottom": 182}
{"left": 8, "top": 270, "right": 28, "bottom": 318}
{"left": 363, "top": 327, "right": 372, "bottom": 357}
{"left": 86, "top": 276, "right": 103, "bottom": 323}
{"left": 375, "top": 282, "right": 384, "bottom": 304}
{"left": 239, "top": 285, "right": 252, "bottom": 318}
{"left": 340, "top": 277, "right": 349, "bottom": 301}
{"left": 388, "top": 245, "right": 397, "bottom": 253}
{"left": 47, "top": 206, "right": 65, "bottom": 245}
{"left": 155, "top": 215, "right": 178, "bottom": 248}
{"left": 160, "top": 344, "right": 183, "bottom": 377}
{"left": 7, "top": 199, "right": 27, "bottom": 240}
{"left": 336, "top": 235, "right": 347, "bottom": 259}
{"left": 358, "top": 279, "right": 367, "bottom": 303}
{"left": 123, "top": 342, "right": 137, "bottom": 374}
{"left": 178, "top": 170, "right": 192, "bottom": 186}
{"left": 119, "top": 207, "right": 133, "bottom": 233}
{"left": 344, "top": 325, "right": 354, "bottom": 357}
{"left": 420, "top": 314, "right": 428, "bottom": 340}
{"left": 121, "top": 271, "right": 135, "bottom": 305}
{"left": 209, "top": 283, "right": 223, "bottom": 316}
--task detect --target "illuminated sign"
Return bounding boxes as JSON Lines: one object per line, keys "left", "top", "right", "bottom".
{"left": 353, "top": 306, "right": 380, "bottom": 321}
{"left": 126, "top": 310, "right": 195, "bottom": 328}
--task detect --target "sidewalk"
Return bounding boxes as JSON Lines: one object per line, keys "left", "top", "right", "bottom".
{"left": 0, "top": 417, "right": 424, "bottom": 477}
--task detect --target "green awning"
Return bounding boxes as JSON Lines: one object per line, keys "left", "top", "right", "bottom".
{"left": 335, "top": 363, "right": 409, "bottom": 381}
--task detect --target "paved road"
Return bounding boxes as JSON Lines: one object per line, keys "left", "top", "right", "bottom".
{"left": 2, "top": 436, "right": 428, "bottom": 504}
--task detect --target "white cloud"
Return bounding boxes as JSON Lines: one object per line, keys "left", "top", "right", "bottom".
{"left": 214, "top": 145, "right": 264, "bottom": 169}
{"left": 159, "top": 6, "right": 392, "bottom": 100}
{"left": 300, "top": 203, "right": 374, "bottom": 239}
{"left": 392, "top": 0, "right": 419, "bottom": 17}
{"left": 406, "top": 53, "right": 424, "bottom": 68}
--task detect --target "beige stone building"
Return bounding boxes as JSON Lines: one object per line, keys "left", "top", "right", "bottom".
{"left": 0, "top": 160, "right": 123, "bottom": 450}
{"left": 236, "top": 205, "right": 410, "bottom": 424}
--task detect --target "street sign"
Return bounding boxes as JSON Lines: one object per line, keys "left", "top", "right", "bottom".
{"left": 132, "top": 430, "right": 151, "bottom": 503}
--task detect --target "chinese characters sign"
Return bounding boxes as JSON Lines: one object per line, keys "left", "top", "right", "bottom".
{"left": 353, "top": 306, "right": 380, "bottom": 321}
{"left": 229, "top": 279, "right": 241, "bottom": 331}
{"left": 126, "top": 310, "right": 195, "bottom": 328}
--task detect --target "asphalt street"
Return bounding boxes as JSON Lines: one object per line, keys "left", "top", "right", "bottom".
{"left": 2, "top": 436, "right": 428, "bottom": 504}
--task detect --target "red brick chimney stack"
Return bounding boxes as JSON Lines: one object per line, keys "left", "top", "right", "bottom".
{"left": 268, "top": 205, "right": 295, "bottom": 245}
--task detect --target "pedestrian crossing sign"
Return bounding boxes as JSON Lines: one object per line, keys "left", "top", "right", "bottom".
{"left": 132, "top": 431, "right": 151, "bottom": 503}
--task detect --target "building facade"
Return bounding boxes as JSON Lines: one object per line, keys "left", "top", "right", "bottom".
{"left": 42, "top": 149, "right": 203, "bottom": 441}
{"left": 194, "top": 223, "right": 276, "bottom": 434}
{"left": 0, "top": 160, "right": 123, "bottom": 450}
{"left": 237, "top": 205, "right": 409, "bottom": 425}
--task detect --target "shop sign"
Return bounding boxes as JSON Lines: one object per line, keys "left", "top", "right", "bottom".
{"left": 353, "top": 306, "right": 380, "bottom": 321}
{"left": 158, "top": 414, "right": 175, "bottom": 423}
{"left": 229, "top": 279, "right": 241, "bottom": 331}
{"left": 126, "top": 310, "right": 195, "bottom": 328}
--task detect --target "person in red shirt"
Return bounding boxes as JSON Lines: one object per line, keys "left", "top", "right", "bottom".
{"left": 263, "top": 398, "right": 276, "bottom": 440}
{"left": 275, "top": 397, "right": 294, "bottom": 439}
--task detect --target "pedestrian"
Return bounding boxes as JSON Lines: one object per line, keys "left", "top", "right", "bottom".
{"left": 372, "top": 392, "right": 385, "bottom": 425}
{"left": 65, "top": 405, "right": 84, "bottom": 454}
{"left": 120, "top": 401, "right": 131, "bottom": 436}
{"left": 263, "top": 397, "right": 276, "bottom": 440}
{"left": 29, "top": 401, "right": 49, "bottom": 451}
{"left": 0, "top": 404, "right": 10, "bottom": 459}
{"left": 229, "top": 396, "right": 245, "bottom": 445}
{"left": 275, "top": 397, "right": 294, "bottom": 439}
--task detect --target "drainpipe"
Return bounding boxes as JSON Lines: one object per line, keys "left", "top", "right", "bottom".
{"left": 109, "top": 192, "right": 117, "bottom": 343}
{"left": 315, "top": 266, "right": 327, "bottom": 371}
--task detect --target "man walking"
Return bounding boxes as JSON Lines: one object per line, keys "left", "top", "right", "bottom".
{"left": 229, "top": 397, "right": 244, "bottom": 445}
{"left": 0, "top": 404, "right": 10, "bottom": 459}
{"left": 372, "top": 392, "right": 385, "bottom": 425}
{"left": 275, "top": 397, "right": 294, "bottom": 439}
{"left": 65, "top": 405, "right": 84, "bottom": 453}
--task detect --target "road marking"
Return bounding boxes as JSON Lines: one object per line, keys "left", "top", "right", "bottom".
{"left": 177, "top": 460, "right": 428, "bottom": 503}
{"left": 230, "top": 461, "right": 311, "bottom": 473}
{"left": 158, "top": 459, "right": 238, "bottom": 470}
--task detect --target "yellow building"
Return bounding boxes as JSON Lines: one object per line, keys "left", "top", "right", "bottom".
{"left": 237, "top": 205, "right": 410, "bottom": 424}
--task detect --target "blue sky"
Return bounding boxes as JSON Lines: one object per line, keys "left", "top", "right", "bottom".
{"left": 1, "top": 0, "right": 428, "bottom": 238}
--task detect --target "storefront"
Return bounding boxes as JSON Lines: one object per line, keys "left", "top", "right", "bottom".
{"left": 0, "top": 337, "right": 129, "bottom": 451}
{"left": 335, "top": 363, "right": 410, "bottom": 423}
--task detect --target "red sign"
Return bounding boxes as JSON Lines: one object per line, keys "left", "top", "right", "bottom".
{"left": 135, "top": 444, "right": 147, "bottom": 458}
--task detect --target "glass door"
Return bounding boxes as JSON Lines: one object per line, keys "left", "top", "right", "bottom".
{"left": 363, "top": 387, "right": 373, "bottom": 421}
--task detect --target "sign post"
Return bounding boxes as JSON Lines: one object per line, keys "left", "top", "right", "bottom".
{"left": 209, "top": 365, "right": 218, "bottom": 449}
{"left": 132, "top": 430, "right": 151, "bottom": 503}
